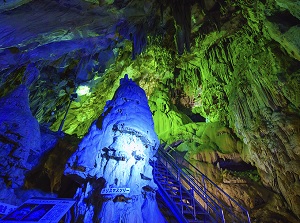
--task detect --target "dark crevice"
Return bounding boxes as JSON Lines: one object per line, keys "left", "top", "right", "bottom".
{"left": 267, "top": 10, "right": 300, "bottom": 33}
{"left": 188, "top": 113, "right": 206, "bottom": 122}
{"left": 215, "top": 158, "right": 257, "bottom": 171}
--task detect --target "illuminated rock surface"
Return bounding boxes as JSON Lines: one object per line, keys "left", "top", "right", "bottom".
{"left": 0, "top": 84, "right": 57, "bottom": 205}
{"left": 64, "top": 75, "right": 165, "bottom": 222}
{"left": 0, "top": 0, "right": 299, "bottom": 222}
{"left": 0, "top": 84, "right": 40, "bottom": 188}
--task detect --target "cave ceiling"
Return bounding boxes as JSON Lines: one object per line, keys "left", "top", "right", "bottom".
{"left": 1, "top": 0, "right": 300, "bottom": 222}
{"left": 1, "top": 0, "right": 298, "bottom": 134}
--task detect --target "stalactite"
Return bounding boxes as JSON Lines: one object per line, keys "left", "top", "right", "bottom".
{"left": 170, "top": 0, "right": 192, "bottom": 55}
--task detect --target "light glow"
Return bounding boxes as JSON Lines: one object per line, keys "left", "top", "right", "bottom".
{"left": 76, "top": 85, "right": 91, "bottom": 96}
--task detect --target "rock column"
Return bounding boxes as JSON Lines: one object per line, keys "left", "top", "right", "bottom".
{"left": 64, "top": 74, "right": 165, "bottom": 223}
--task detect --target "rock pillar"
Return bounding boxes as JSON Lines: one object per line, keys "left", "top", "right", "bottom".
{"left": 64, "top": 74, "right": 165, "bottom": 223}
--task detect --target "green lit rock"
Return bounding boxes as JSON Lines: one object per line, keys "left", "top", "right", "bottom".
{"left": 274, "top": 0, "right": 300, "bottom": 19}
{"left": 160, "top": 121, "right": 241, "bottom": 161}
{"left": 0, "top": 0, "right": 300, "bottom": 221}
{"left": 148, "top": 87, "right": 191, "bottom": 138}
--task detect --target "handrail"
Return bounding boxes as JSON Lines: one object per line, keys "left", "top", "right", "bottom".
{"left": 156, "top": 149, "right": 225, "bottom": 223}
{"left": 162, "top": 145, "right": 251, "bottom": 223}
{"left": 155, "top": 179, "right": 189, "bottom": 223}
{"left": 152, "top": 159, "right": 189, "bottom": 223}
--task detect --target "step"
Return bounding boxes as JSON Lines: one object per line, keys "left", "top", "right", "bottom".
{"left": 184, "top": 212, "right": 210, "bottom": 221}
{"left": 153, "top": 169, "right": 175, "bottom": 175}
{"left": 155, "top": 174, "right": 177, "bottom": 180}
{"left": 151, "top": 152, "right": 224, "bottom": 223}
{"left": 162, "top": 181, "right": 180, "bottom": 186}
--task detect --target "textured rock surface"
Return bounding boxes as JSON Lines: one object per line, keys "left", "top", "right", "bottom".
{"left": 0, "top": 84, "right": 57, "bottom": 208}
{"left": 0, "top": 0, "right": 299, "bottom": 222}
{"left": 189, "top": 1, "right": 300, "bottom": 217}
{"left": 0, "top": 85, "right": 41, "bottom": 188}
{"left": 64, "top": 75, "right": 165, "bottom": 222}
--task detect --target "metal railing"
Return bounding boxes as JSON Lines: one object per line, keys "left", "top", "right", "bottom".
{"left": 153, "top": 148, "right": 225, "bottom": 223}
{"left": 161, "top": 145, "right": 251, "bottom": 223}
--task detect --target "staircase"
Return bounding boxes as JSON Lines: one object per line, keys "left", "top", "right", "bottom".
{"left": 151, "top": 146, "right": 251, "bottom": 223}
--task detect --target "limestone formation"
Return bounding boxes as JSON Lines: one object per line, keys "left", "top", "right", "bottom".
{"left": 0, "top": 0, "right": 299, "bottom": 222}
{"left": 64, "top": 75, "right": 165, "bottom": 223}
{"left": 0, "top": 85, "right": 41, "bottom": 188}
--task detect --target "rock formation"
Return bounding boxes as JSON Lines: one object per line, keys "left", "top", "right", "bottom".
{"left": 64, "top": 75, "right": 165, "bottom": 223}
{"left": 0, "top": 0, "right": 299, "bottom": 222}
{"left": 0, "top": 84, "right": 41, "bottom": 188}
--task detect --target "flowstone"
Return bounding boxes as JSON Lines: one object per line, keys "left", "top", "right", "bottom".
{"left": 64, "top": 74, "right": 165, "bottom": 223}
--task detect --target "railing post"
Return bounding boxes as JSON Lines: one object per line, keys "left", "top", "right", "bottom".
{"left": 202, "top": 174, "right": 208, "bottom": 212}
{"left": 246, "top": 211, "right": 251, "bottom": 223}
{"left": 176, "top": 166, "right": 183, "bottom": 215}
{"left": 190, "top": 186, "right": 196, "bottom": 220}
{"left": 179, "top": 184, "right": 183, "bottom": 215}
{"left": 177, "top": 167, "right": 180, "bottom": 181}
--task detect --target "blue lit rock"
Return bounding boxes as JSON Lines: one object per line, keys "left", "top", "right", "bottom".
{"left": 0, "top": 84, "right": 41, "bottom": 188}
{"left": 64, "top": 75, "right": 165, "bottom": 223}
{"left": 0, "top": 82, "right": 58, "bottom": 206}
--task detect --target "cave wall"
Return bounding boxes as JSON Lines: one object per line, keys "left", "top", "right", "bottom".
{"left": 0, "top": 0, "right": 299, "bottom": 222}
{"left": 188, "top": 1, "right": 300, "bottom": 217}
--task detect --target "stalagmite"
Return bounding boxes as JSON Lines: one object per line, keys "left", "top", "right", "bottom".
{"left": 64, "top": 74, "right": 165, "bottom": 223}
{"left": 0, "top": 84, "right": 41, "bottom": 189}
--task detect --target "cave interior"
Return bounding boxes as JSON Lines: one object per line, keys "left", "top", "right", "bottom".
{"left": 0, "top": 0, "right": 300, "bottom": 222}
